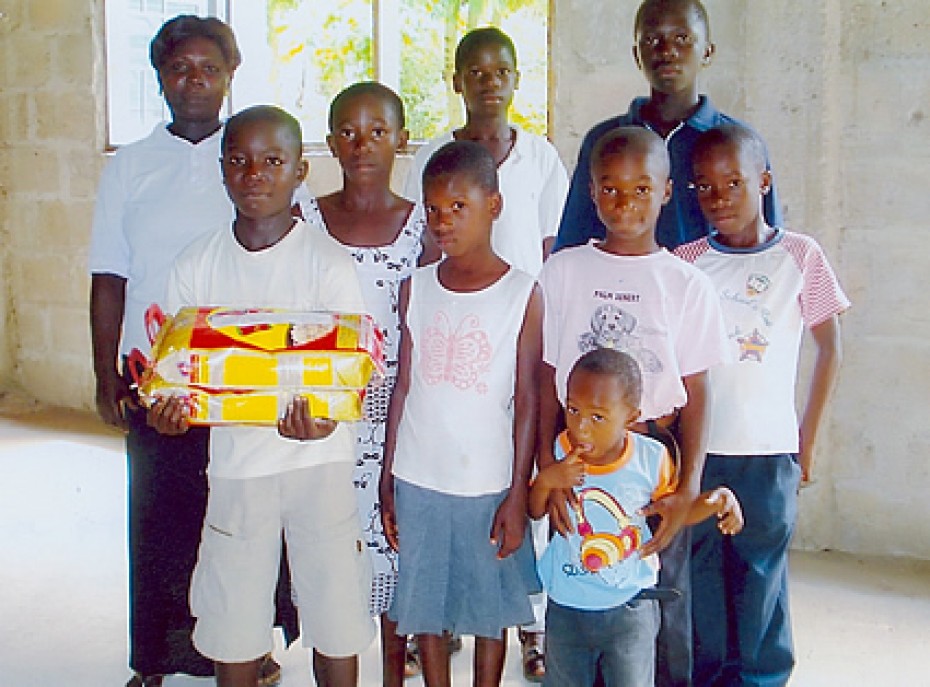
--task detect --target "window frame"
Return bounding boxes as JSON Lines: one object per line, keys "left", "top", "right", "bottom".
{"left": 102, "top": 0, "right": 554, "bottom": 153}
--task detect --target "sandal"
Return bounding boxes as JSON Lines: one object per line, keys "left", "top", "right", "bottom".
{"left": 258, "top": 652, "right": 282, "bottom": 687}
{"left": 126, "top": 674, "right": 164, "bottom": 687}
{"left": 404, "top": 636, "right": 422, "bottom": 678}
{"left": 403, "top": 633, "right": 462, "bottom": 679}
{"left": 518, "top": 630, "right": 546, "bottom": 683}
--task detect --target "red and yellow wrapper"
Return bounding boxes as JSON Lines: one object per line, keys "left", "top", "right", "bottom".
{"left": 132, "top": 306, "right": 383, "bottom": 425}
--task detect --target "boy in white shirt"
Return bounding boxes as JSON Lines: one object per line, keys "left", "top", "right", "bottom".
{"left": 149, "top": 105, "right": 374, "bottom": 687}
{"left": 403, "top": 27, "right": 568, "bottom": 278}
{"left": 674, "top": 123, "right": 848, "bottom": 686}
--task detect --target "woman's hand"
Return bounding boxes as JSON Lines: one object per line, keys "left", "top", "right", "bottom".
{"left": 95, "top": 369, "right": 135, "bottom": 431}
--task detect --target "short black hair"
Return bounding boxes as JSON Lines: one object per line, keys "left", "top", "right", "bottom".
{"left": 591, "top": 126, "right": 670, "bottom": 179}
{"left": 328, "top": 81, "right": 406, "bottom": 131}
{"left": 454, "top": 26, "right": 518, "bottom": 72}
{"left": 570, "top": 348, "right": 643, "bottom": 408}
{"left": 222, "top": 105, "right": 303, "bottom": 156}
{"left": 634, "top": 0, "right": 711, "bottom": 41}
{"left": 693, "top": 123, "right": 767, "bottom": 172}
{"left": 422, "top": 140, "right": 499, "bottom": 193}
{"left": 150, "top": 15, "right": 242, "bottom": 72}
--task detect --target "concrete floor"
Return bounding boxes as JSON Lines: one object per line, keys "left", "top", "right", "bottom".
{"left": 0, "top": 400, "right": 928, "bottom": 686}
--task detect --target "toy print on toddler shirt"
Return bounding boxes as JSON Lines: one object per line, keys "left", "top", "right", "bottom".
{"left": 573, "top": 487, "right": 644, "bottom": 575}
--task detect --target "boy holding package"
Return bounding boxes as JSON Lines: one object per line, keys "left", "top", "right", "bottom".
{"left": 149, "top": 105, "right": 374, "bottom": 687}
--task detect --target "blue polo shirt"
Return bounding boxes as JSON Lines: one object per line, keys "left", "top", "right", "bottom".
{"left": 554, "top": 96, "right": 783, "bottom": 251}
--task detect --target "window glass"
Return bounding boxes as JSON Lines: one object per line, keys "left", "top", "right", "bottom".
{"left": 105, "top": 0, "right": 549, "bottom": 147}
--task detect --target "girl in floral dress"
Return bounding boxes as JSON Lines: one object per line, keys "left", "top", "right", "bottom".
{"left": 301, "top": 81, "right": 439, "bottom": 686}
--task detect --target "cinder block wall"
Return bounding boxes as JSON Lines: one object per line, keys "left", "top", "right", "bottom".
{"left": 1, "top": 0, "right": 928, "bottom": 559}
{"left": 0, "top": 0, "right": 101, "bottom": 403}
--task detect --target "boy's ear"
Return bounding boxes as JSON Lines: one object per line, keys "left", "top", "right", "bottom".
{"left": 296, "top": 159, "right": 309, "bottom": 184}
{"left": 452, "top": 70, "right": 463, "bottom": 95}
{"left": 760, "top": 169, "right": 772, "bottom": 196}
{"left": 490, "top": 191, "right": 504, "bottom": 220}
{"left": 633, "top": 44, "right": 643, "bottom": 72}
{"left": 325, "top": 133, "right": 337, "bottom": 158}
{"left": 702, "top": 42, "right": 716, "bottom": 66}
{"left": 514, "top": 69, "right": 522, "bottom": 91}
{"left": 662, "top": 179, "right": 673, "bottom": 206}
{"left": 397, "top": 128, "right": 410, "bottom": 153}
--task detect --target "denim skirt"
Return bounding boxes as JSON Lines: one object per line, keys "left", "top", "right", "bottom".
{"left": 388, "top": 479, "right": 539, "bottom": 638}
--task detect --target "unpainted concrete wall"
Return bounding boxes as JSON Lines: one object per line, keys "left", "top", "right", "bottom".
{"left": 0, "top": 0, "right": 928, "bottom": 559}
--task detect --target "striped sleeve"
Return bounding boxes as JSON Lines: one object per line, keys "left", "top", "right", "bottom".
{"left": 782, "top": 232, "right": 851, "bottom": 327}
{"left": 672, "top": 237, "right": 713, "bottom": 264}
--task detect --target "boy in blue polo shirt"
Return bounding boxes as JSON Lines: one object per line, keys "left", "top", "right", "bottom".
{"left": 555, "top": 0, "right": 781, "bottom": 252}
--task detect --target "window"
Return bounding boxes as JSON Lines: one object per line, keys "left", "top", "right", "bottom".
{"left": 105, "top": 0, "right": 550, "bottom": 148}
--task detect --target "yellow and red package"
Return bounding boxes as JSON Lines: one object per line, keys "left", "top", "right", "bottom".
{"left": 131, "top": 306, "right": 384, "bottom": 425}
{"left": 143, "top": 386, "right": 366, "bottom": 424}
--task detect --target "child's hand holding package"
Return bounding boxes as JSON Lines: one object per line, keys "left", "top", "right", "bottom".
{"left": 277, "top": 396, "right": 338, "bottom": 441}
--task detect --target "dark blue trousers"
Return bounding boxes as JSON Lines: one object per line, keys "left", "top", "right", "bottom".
{"left": 691, "top": 453, "right": 800, "bottom": 687}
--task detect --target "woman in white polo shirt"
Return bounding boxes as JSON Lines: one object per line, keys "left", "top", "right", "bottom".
{"left": 88, "top": 16, "right": 295, "bottom": 687}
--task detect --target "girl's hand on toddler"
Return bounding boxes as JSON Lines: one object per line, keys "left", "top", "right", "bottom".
{"left": 491, "top": 489, "right": 528, "bottom": 560}
{"left": 277, "top": 397, "right": 338, "bottom": 441}
{"left": 707, "top": 487, "right": 743, "bottom": 535}
{"left": 146, "top": 396, "right": 190, "bottom": 436}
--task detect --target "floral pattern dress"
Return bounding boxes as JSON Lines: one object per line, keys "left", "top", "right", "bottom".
{"left": 302, "top": 197, "right": 426, "bottom": 615}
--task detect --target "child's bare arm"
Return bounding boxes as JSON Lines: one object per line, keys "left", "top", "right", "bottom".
{"left": 379, "top": 280, "right": 413, "bottom": 553}
{"left": 492, "top": 286, "right": 543, "bottom": 559}
{"left": 537, "top": 361, "right": 577, "bottom": 535}
{"left": 418, "top": 230, "right": 442, "bottom": 267}
{"left": 277, "top": 397, "right": 338, "bottom": 441}
{"left": 528, "top": 448, "right": 586, "bottom": 519}
{"left": 687, "top": 487, "right": 744, "bottom": 535}
{"left": 542, "top": 237, "right": 555, "bottom": 261}
{"left": 538, "top": 362, "right": 560, "bottom": 470}
{"left": 799, "top": 315, "right": 843, "bottom": 482}
{"left": 640, "top": 370, "right": 711, "bottom": 557}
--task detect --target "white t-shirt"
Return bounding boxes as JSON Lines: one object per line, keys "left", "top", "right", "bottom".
{"left": 539, "top": 244, "right": 729, "bottom": 421}
{"left": 392, "top": 264, "right": 536, "bottom": 496}
{"left": 674, "top": 229, "right": 850, "bottom": 454}
{"left": 89, "top": 124, "right": 233, "bottom": 355}
{"left": 403, "top": 127, "right": 568, "bottom": 276}
{"left": 165, "top": 220, "right": 366, "bottom": 479}
{"left": 88, "top": 123, "right": 313, "bottom": 357}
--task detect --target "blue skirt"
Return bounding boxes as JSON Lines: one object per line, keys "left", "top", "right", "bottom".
{"left": 388, "top": 480, "right": 539, "bottom": 638}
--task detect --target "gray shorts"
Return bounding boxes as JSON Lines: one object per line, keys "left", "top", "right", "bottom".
{"left": 191, "top": 462, "right": 375, "bottom": 661}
